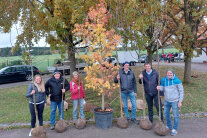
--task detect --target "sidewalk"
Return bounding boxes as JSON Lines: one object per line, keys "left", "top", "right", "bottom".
{"left": 1, "top": 117, "right": 207, "bottom": 138}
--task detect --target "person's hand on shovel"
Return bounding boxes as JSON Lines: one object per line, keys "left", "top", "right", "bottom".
{"left": 62, "top": 89, "right": 66, "bottom": 93}
{"left": 30, "top": 90, "right": 35, "bottom": 95}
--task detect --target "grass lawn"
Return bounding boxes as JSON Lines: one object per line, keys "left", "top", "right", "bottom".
{"left": 1, "top": 65, "right": 206, "bottom": 124}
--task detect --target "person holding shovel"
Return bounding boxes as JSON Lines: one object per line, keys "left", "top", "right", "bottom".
{"left": 45, "top": 69, "right": 69, "bottom": 130}
{"left": 114, "top": 61, "right": 139, "bottom": 125}
{"left": 26, "top": 74, "right": 46, "bottom": 136}
{"left": 157, "top": 69, "right": 184, "bottom": 136}
{"left": 70, "top": 71, "right": 86, "bottom": 123}
{"left": 139, "top": 62, "right": 163, "bottom": 123}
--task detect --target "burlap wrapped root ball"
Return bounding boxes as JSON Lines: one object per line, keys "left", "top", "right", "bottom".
{"left": 140, "top": 119, "right": 152, "bottom": 130}
{"left": 31, "top": 126, "right": 46, "bottom": 138}
{"left": 117, "top": 117, "right": 128, "bottom": 128}
{"left": 75, "top": 118, "right": 86, "bottom": 129}
{"left": 154, "top": 122, "right": 169, "bottom": 136}
{"left": 55, "top": 120, "right": 68, "bottom": 133}
{"left": 84, "top": 102, "right": 96, "bottom": 112}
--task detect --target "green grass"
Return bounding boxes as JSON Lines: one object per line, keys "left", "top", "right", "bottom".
{"left": 0, "top": 65, "right": 207, "bottom": 124}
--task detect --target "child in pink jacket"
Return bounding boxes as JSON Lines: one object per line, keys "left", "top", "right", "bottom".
{"left": 70, "top": 71, "right": 85, "bottom": 122}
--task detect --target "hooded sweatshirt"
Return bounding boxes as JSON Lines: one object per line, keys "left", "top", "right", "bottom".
{"left": 160, "top": 74, "right": 184, "bottom": 102}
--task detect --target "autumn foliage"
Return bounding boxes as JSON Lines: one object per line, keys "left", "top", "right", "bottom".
{"left": 73, "top": 1, "right": 121, "bottom": 110}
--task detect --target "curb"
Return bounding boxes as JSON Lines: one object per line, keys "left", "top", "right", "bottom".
{"left": 1, "top": 112, "right": 207, "bottom": 129}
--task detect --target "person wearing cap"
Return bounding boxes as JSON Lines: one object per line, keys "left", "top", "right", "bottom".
{"left": 139, "top": 62, "right": 163, "bottom": 123}
{"left": 114, "top": 61, "right": 139, "bottom": 124}
{"left": 157, "top": 69, "right": 184, "bottom": 136}
{"left": 45, "top": 69, "right": 70, "bottom": 130}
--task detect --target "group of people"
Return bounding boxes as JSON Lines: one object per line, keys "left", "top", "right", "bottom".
{"left": 114, "top": 62, "right": 184, "bottom": 136}
{"left": 161, "top": 52, "right": 178, "bottom": 63}
{"left": 26, "top": 61, "right": 184, "bottom": 137}
{"left": 26, "top": 70, "right": 85, "bottom": 136}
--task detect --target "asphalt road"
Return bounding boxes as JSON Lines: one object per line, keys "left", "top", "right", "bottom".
{"left": 0, "top": 117, "right": 207, "bottom": 138}
{"left": 0, "top": 62, "right": 206, "bottom": 89}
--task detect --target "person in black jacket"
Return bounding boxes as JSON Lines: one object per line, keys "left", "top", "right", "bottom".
{"left": 139, "top": 62, "right": 163, "bottom": 123}
{"left": 114, "top": 62, "right": 139, "bottom": 124}
{"left": 26, "top": 74, "right": 46, "bottom": 136}
{"left": 45, "top": 69, "right": 69, "bottom": 130}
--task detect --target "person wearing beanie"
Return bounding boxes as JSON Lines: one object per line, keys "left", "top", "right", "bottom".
{"left": 157, "top": 69, "right": 184, "bottom": 136}
{"left": 45, "top": 68, "right": 70, "bottom": 130}
{"left": 139, "top": 62, "right": 164, "bottom": 123}
{"left": 114, "top": 61, "right": 139, "bottom": 125}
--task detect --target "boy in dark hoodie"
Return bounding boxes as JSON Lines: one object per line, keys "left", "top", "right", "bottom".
{"left": 157, "top": 69, "right": 184, "bottom": 136}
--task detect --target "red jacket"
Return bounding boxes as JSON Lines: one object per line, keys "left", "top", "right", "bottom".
{"left": 70, "top": 80, "right": 85, "bottom": 100}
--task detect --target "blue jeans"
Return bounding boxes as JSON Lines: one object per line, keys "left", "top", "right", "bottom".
{"left": 164, "top": 100, "right": 179, "bottom": 131}
{"left": 72, "top": 98, "right": 85, "bottom": 121}
{"left": 50, "top": 101, "right": 64, "bottom": 125}
{"left": 121, "top": 92, "right": 136, "bottom": 120}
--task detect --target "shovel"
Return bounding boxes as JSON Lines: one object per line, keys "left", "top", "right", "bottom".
{"left": 154, "top": 39, "right": 168, "bottom": 136}
{"left": 139, "top": 77, "right": 152, "bottom": 130}
{"left": 115, "top": 49, "right": 128, "bottom": 129}
{"left": 75, "top": 51, "right": 86, "bottom": 129}
{"left": 55, "top": 66, "right": 67, "bottom": 133}
{"left": 28, "top": 52, "right": 46, "bottom": 138}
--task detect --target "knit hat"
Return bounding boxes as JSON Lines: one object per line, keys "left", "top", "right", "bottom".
{"left": 166, "top": 68, "right": 174, "bottom": 74}
{"left": 53, "top": 69, "right": 61, "bottom": 75}
{"left": 123, "top": 61, "right": 130, "bottom": 66}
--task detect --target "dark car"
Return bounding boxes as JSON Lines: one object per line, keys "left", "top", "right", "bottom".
{"left": 0, "top": 65, "right": 40, "bottom": 84}
{"left": 139, "top": 55, "right": 148, "bottom": 63}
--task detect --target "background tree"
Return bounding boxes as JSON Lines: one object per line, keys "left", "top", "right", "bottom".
{"left": 165, "top": 0, "right": 207, "bottom": 83}
{"left": 0, "top": 0, "right": 98, "bottom": 74}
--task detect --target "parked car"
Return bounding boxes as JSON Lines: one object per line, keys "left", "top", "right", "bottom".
{"left": 139, "top": 55, "right": 148, "bottom": 63}
{"left": 0, "top": 65, "right": 40, "bottom": 84}
{"left": 105, "top": 57, "right": 117, "bottom": 66}
{"left": 175, "top": 53, "right": 184, "bottom": 61}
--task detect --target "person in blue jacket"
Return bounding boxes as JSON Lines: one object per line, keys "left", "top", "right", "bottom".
{"left": 114, "top": 62, "right": 139, "bottom": 124}
{"left": 157, "top": 69, "right": 184, "bottom": 136}
{"left": 26, "top": 74, "right": 46, "bottom": 137}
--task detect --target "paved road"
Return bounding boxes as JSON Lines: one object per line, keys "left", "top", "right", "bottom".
{"left": 0, "top": 62, "right": 206, "bottom": 89}
{"left": 0, "top": 75, "right": 70, "bottom": 89}
{"left": 0, "top": 117, "right": 207, "bottom": 138}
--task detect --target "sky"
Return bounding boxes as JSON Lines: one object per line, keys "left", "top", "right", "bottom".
{"left": 0, "top": 24, "right": 48, "bottom": 48}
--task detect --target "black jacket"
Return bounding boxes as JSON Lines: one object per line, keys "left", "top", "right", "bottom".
{"left": 45, "top": 76, "right": 69, "bottom": 102}
{"left": 139, "top": 69, "right": 162, "bottom": 96}
{"left": 114, "top": 68, "right": 137, "bottom": 93}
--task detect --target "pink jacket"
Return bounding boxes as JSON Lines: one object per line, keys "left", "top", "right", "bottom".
{"left": 70, "top": 80, "right": 85, "bottom": 100}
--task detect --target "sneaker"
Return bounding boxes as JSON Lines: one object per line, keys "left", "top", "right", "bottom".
{"left": 171, "top": 129, "right": 177, "bottom": 136}
{"left": 131, "top": 119, "right": 139, "bottom": 125}
{"left": 50, "top": 125, "right": 55, "bottom": 130}
{"left": 29, "top": 129, "right": 32, "bottom": 137}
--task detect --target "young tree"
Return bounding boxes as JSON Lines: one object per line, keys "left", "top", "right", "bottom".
{"left": 73, "top": 1, "right": 121, "bottom": 111}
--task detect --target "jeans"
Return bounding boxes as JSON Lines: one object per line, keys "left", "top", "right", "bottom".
{"left": 50, "top": 101, "right": 64, "bottom": 125}
{"left": 29, "top": 103, "right": 44, "bottom": 128}
{"left": 145, "top": 93, "right": 163, "bottom": 122}
{"left": 121, "top": 92, "right": 136, "bottom": 120}
{"left": 164, "top": 100, "right": 179, "bottom": 131}
{"left": 72, "top": 98, "right": 85, "bottom": 121}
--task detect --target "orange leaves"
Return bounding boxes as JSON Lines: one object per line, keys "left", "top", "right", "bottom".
{"left": 73, "top": 1, "right": 121, "bottom": 96}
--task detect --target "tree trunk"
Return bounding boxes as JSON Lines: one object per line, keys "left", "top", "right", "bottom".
{"left": 67, "top": 46, "right": 76, "bottom": 78}
{"left": 183, "top": 55, "right": 191, "bottom": 84}
{"left": 147, "top": 49, "right": 153, "bottom": 66}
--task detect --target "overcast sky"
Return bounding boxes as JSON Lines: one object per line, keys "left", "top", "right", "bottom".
{"left": 0, "top": 24, "right": 48, "bottom": 48}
